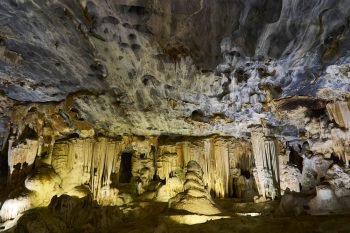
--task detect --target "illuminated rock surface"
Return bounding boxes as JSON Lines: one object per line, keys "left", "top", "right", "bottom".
{"left": 0, "top": 0, "right": 350, "bottom": 232}
{"left": 168, "top": 160, "right": 221, "bottom": 215}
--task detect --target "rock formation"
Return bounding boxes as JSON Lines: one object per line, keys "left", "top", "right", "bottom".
{"left": 168, "top": 160, "right": 221, "bottom": 215}
{"left": 0, "top": 0, "right": 350, "bottom": 232}
{"left": 252, "top": 131, "right": 280, "bottom": 201}
{"left": 156, "top": 136, "right": 251, "bottom": 198}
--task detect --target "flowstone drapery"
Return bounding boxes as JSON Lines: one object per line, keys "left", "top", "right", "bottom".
{"left": 252, "top": 132, "right": 280, "bottom": 200}
{"left": 157, "top": 137, "right": 252, "bottom": 198}
{"left": 52, "top": 138, "right": 122, "bottom": 201}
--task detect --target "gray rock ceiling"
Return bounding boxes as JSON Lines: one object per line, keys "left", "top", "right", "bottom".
{"left": 0, "top": 0, "right": 350, "bottom": 138}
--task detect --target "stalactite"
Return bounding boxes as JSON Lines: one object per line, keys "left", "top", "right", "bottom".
{"left": 7, "top": 137, "right": 39, "bottom": 173}
{"left": 157, "top": 137, "right": 248, "bottom": 198}
{"left": 90, "top": 138, "right": 122, "bottom": 201}
{"left": 327, "top": 101, "right": 350, "bottom": 129}
{"left": 212, "top": 139, "right": 230, "bottom": 198}
{"left": 252, "top": 132, "right": 280, "bottom": 200}
{"left": 228, "top": 140, "right": 253, "bottom": 197}
{"left": 327, "top": 101, "right": 350, "bottom": 165}
{"left": 51, "top": 138, "right": 122, "bottom": 203}
{"left": 330, "top": 127, "right": 350, "bottom": 166}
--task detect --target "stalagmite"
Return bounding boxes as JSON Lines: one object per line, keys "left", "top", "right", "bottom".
{"left": 24, "top": 165, "right": 62, "bottom": 206}
{"left": 168, "top": 160, "right": 221, "bottom": 215}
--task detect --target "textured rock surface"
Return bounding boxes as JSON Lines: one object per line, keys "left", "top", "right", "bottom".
{"left": 156, "top": 136, "right": 253, "bottom": 198}
{"left": 251, "top": 130, "right": 279, "bottom": 200}
{"left": 168, "top": 160, "right": 221, "bottom": 215}
{"left": 0, "top": 0, "right": 350, "bottom": 232}
{"left": 0, "top": 0, "right": 349, "bottom": 137}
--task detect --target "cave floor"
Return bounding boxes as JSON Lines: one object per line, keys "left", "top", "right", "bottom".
{"left": 116, "top": 199, "right": 350, "bottom": 233}
{"left": 5, "top": 198, "right": 350, "bottom": 233}
{"left": 157, "top": 214, "right": 350, "bottom": 233}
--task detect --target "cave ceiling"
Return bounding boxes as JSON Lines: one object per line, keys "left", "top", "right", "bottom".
{"left": 0, "top": 0, "right": 349, "bottom": 140}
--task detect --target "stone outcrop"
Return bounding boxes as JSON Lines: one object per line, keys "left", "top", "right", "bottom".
{"left": 277, "top": 165, "right": 350, "bottom": 216}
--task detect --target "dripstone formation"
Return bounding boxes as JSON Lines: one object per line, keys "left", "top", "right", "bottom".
{"left": 169, "top": 160, "right": 221, "bottom": 215}
{"left": 0, "top": 0, "right": 350, "bottom": 232}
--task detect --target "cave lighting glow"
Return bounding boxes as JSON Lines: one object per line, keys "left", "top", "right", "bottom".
{"left": 168, "top": 215, "right": 231, "bottom": 225}
{"left": 236, "top": 213, "right": 261, "bottom": 217}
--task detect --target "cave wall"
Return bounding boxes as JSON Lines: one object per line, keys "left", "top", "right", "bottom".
{"left": 0, "top": 0, "right": 350, "bottom": 230}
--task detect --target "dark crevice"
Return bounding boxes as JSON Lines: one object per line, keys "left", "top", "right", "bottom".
{"left": 119, "top": 152, "right": 133, "bottom": 184}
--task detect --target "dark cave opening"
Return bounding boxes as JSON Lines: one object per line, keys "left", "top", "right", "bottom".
{"left": 119, "top": 152, "right": 133, "bottom": 183}
{"left": 241, "top": 170, "right": 251, "bottom": 179}
{"left": 17, "top": 125, "right": 38, "bottom": 143}
{"left": 289, "top": 146, "right": 304, "bottom": 172}
{"left": 230, "top": 177, "right": 237, "bottom": 198}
